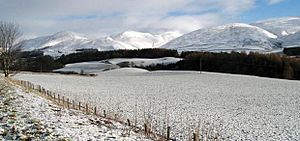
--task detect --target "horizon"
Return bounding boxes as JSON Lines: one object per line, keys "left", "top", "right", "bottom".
{"left": 0, "top": 0, "right": 299, "bottom": 39}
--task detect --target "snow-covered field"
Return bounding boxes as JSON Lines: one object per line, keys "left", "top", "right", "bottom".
{"left": 13, "top": 69, "right": 300, "bottom": 140}
{"left": 105, "top": 57, "right": 182, "bottom": 67}
{"left": 54, "top": 61, "right": 119, "bottom": 74}
{"left": 54, "top": 57, "right": 181, "bottom": 74}
{"left": 0, "top": 78, "right": 153, "bottom": 140}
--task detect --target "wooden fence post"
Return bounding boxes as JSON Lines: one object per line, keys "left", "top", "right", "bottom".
{"left": 67, "top": 98, "right": 69, "bottom": 108}
{"left": 103, "top": 110, "right": 106, "bottom": 118}
{"left": 72, "top": 100, "right": 75, "bottom": 109}
{"left": 127, "top": 119, "right": 131, "bottom": 126}
{"left": 144, "top": 123, "right": 148, "bottom": 137}
{"left": 86, "top": 103, "right": 89, "bottom": 114}
{"left": 167, "top": 126, "right": 171, "bottom": 140}
{"left": 58, "top": 94, "right": 60, "bottom": 103}
{"left": 62, "top": 96, "right": 65, "bottom": 106}
{"left": 193, "top": 133, "right": 199, "bottom": 141}
{"left": 94, "top": 107, "right": 97, "bottom": 115}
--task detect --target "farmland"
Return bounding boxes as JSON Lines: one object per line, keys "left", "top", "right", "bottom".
{"left": 13, "top": 69, "right": 300, "bottom": 140}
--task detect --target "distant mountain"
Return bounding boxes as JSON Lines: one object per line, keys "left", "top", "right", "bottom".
{"left": 21, "top": 31, "right": 182, "bottom": 57}
{"left": 281, "top": 31, "right": 300, "bottom": 47}
{"left": 21, "top": 17, "right": 300, "bottom": 57}
{"left": 162, "top": 23, "right": 281, "bottom": 52}
{"left": 22, "top": 31, "right": 89, "bottom": 52}
{"left": 111, "top": 31, "right": 182, "bottom": 48}
{"left": 252, "top": 17, "right": 300, "bottom": 37}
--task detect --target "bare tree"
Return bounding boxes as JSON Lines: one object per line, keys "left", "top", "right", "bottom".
{"left": 0, "top": 21, "right": 22, "bottom": 77}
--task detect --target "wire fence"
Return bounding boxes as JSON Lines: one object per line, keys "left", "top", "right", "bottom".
{"left": 7, "top": 78, "right": 206, "bottom": 141}
{"left": 6, "top": 77, "right": 222, "bottom": 141}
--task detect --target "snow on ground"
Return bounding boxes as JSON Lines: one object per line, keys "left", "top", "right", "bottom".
{"left": 54, "top": 61, "right": 119, "bottom": 74}
{"left": 54, "top": 57, "right": 181, "bottom": 74}
{"left": 13, "top": 70, "right": 300, "bottom": 140}
{"left": 105, "top": 57, "right": 182, "bottom": 67}
{"left": 102, "top": 68, "right": 149, "bottom": 76}
{"left": 0, "top": 78, "right": 153, "bottom": 141}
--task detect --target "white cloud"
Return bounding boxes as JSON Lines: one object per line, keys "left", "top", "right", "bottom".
{"left": 0, "top": 0, "right": 258, "bottom": 38}
{"left": 148, "top": 14, "right": 226, "bottom": 33}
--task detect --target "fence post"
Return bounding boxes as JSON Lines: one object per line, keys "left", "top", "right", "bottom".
{"left": 144, "top": 123, "right": 148, "bottom": 137}
{"left": 103, "top": 110, "right": 106, "bottom": 118}
{"left": 73, "top": 100, "right": 75, "bottom": 109}
{"left": 62, "top": 96, "right": 65, "bottom": 106}
{"left": 193, "top": 133, "right": 199, "bottom": 141}
{"left": 67, "top": 98, "right": 69, "bottom": 108}
{"left": 167, "top": 126, "right": 171, "bottom": 140}
{"left": 58, "top": 94, "right": 60, "bottom": 104}
{"left": 127, "top": 119, "right": 131, "bottom": 126}
{"left": 94, "top": 107, "right": 97, "bottom": 115}
{"left": 86, "top": 103, "right": 89, "bottom": 114}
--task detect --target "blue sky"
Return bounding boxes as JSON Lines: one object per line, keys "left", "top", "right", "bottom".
{"left": 242, "top": 0, "right": 300, "bottom": 22}
{"left": 0, "top": 0, "right": 298, "bottom": 38}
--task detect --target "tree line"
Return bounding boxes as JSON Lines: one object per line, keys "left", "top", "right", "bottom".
{"left": 283, "top": 47, "right": 300, "bottom": 56}
{"left": 17, "top": 51, "right": 63, "bottom": 72}
{"left": 11, "top": 49, "right": 300, "bottom": 80}
{"left": 143, "top": 51, "right": 300, "bottom": 80}
{"left": 56, "top": 48, "right": 179, "bottom": 64}
{"left": 13, "top": 49, "right": 178, "bottom": 72}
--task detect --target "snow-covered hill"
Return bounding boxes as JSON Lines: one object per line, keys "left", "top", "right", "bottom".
{"left": 252, "top": 17, "right": 300, "bottom": 37}
{"left": 162, "top": 23, "right": 281, "bottom": 52}
{"left": 21, "top": 17, "right": 300, "bottom": 56}
{"left": 21, "top": 31, "right": 182, "bottom": 57}
{"left": 22, "top": 31, "right": 90, "bottom": 56}
{"left": 53, "top": 57, "right": 181, "bottom": 74}
{"left": 106, "top": 57, "right": 182, "bottom": 67}
{"left": 281, "top": 31, "right": 300, "bottom": 47}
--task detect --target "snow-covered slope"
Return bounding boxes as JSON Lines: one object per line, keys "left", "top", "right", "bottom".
{"left": 252, "top": 17, "right": 300, "bottom": 37}
{"left": 106, "top": 57, "right": 182, "bottom": 67}
{"left": 22, "top": 31, "right": 90, "bottom": 56}
{"left": 162, "top": 23, "right": 281, "bottom": 52}
{"left": 54, "top": 61, "right": 119, "bottom": 74}
{"left": 53, "top": 57, "right": 181, "bottom": 74}
{"left": 21, "top": 31, "right": 182, "bottom": 57}
{"left": 281, "top": 31, "right": 300, "bottom": 47}
{"left": 21, "top": 17, "right": 300, "bottom": 56}
{"left": 111, "top": 31, "right": 182, "bottom": 49}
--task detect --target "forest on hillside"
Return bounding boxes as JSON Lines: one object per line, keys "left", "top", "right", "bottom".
{"left": 144, "top": 51, "right": 300, "bottom": 80}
